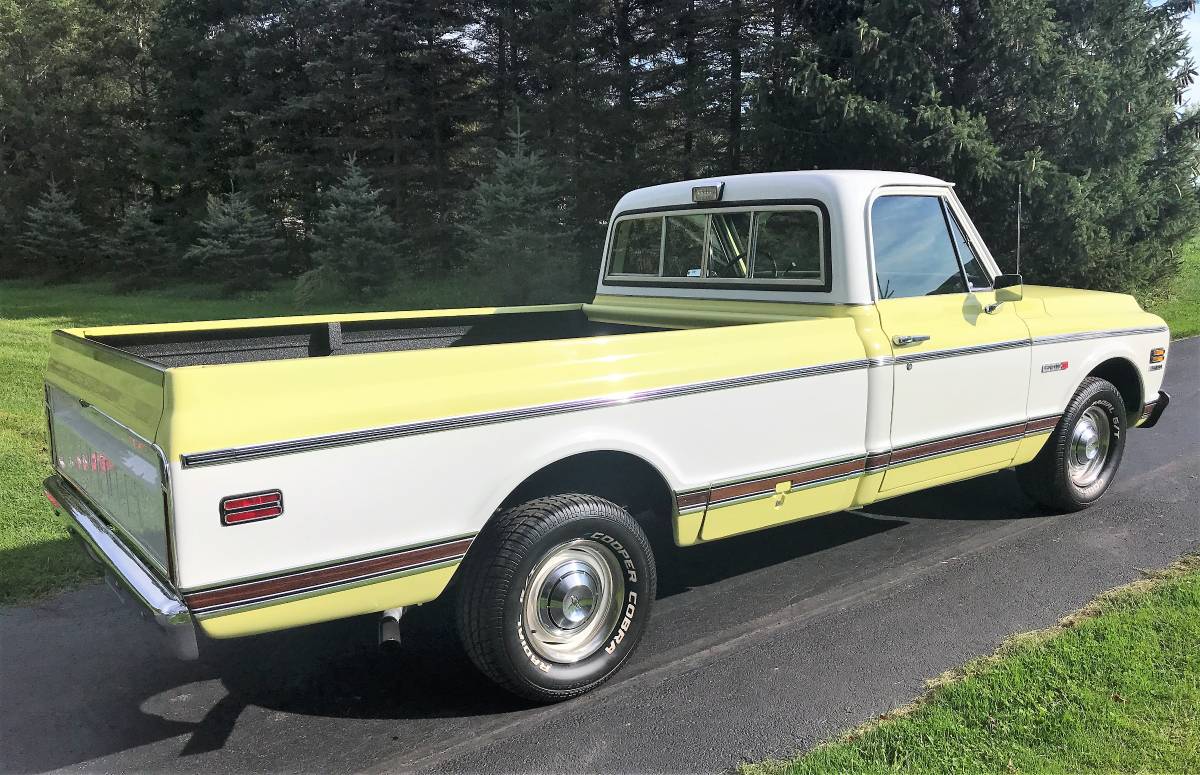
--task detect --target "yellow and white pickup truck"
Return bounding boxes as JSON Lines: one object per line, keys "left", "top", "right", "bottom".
{"left": 43, "top": 170, "right": 1171, "bottom": 701}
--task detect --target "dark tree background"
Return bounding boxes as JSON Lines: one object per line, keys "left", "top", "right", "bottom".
{"left": 1, "top": 0, "right": 1197, "bottom": 298}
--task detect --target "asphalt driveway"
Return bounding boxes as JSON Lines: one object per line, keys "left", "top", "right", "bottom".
{"left": 2, "top": 338, "right": 1197, "bottom": 774}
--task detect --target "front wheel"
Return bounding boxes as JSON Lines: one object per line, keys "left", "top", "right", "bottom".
{"left": 1017, "top": 376, "right": 1127, "bottom": 511}
{"left": 456, "top": 494, "right": 656, "bottom": 702}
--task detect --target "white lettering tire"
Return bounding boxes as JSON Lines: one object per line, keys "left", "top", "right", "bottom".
{"left": 456, "top": 494, "right": 656, "bottom": 702}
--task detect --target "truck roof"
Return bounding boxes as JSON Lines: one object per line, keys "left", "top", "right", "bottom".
{"left": 612, "top": 170, "right": 949, "bottom": 215}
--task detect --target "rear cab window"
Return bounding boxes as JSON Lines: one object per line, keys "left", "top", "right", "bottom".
{"left": 605, "top": 204, "right": 829, "bottom": 291}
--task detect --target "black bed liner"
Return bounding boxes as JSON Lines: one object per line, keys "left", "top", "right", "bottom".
{"left": 91, "top": 309, "right": 660, "bottom": 367}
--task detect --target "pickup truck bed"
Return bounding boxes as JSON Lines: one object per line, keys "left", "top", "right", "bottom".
{"left": 91, "top": 307, "right": 660, "bottom": 367}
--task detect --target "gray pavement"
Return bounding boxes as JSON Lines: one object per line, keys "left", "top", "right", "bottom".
{"left": 2, "top": 338, "right": 1197, "bottom": 774}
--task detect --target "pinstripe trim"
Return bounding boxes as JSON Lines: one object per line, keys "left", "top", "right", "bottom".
{"left": 180, "top": 359, "right": 871, "bottom": 467}
{"left": 1032, "top": 326, "right": 1167, "bottom": 346}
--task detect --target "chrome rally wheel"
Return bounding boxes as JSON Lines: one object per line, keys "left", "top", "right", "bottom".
{"left": 523, "top": 539, "right": 624, "bottom": 665}
{"left": 1067, "top": 406, "right": 1111, "bottom": 488}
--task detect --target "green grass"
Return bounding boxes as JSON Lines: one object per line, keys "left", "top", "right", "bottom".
{"left": 0, "top": 276, "right": 513, "bottom": 605}
{"left": 745, "top": 556, "right": 1200, "bottom": 775}
{"left": 1147, "top": 236, "right": 1200, "bottom": 339}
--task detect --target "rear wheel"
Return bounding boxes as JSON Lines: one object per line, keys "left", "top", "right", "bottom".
{"left": 456, "top": 494, "right": 656, "bottom": 702}
{"left": 1017, "top": 376, "right": 1127, "bottom": 511}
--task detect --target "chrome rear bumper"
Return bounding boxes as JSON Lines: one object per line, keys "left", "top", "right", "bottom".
{"left": 43, "top": 475, "right": 199, "bottom": 660}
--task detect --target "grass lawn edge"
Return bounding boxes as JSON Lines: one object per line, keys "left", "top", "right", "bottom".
{"left": 743, "top": 553, "right": 1200, "bottom": 774}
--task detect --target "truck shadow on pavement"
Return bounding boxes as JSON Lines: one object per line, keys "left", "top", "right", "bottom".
{"left": 3, "top": 470, "right": 1043, "bottom": 771}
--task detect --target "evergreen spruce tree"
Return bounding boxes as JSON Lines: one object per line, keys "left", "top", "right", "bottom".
{"left": 183, "top": 190, "right": 283, "bottom": 295}
{"left": 0, "top": 204, "right": 18, "bottom": 279}
{"left": 460, "top": 126, "right": 580, "bottom": 304}
{"left": 111, "top": 203, "right": 175, "bottom": 291}
{"left": 749, "top": 0, "right": 1200, "bottom": 293}
{"left": 20, "top": 181, "right": 89, "bottom": 282}
{"left": 306, "top": 157, "right": 402, "bottom": 297}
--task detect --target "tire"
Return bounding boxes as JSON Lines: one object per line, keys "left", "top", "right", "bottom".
{"left": 1017, "top": 376, "right": 1127, "bottom": 512}
{"left": 456, "top": 494, "right": 656, "bottom": 702}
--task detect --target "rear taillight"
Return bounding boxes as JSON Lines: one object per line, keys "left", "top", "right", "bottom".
{"left": 220, "top": 490, "right": 283, "bottom": 526}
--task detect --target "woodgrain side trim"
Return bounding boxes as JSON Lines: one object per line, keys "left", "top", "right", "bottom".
{"left": 888, "top": 421, "right": 1027, "bottom": 465}
{"left": 184, "top": 536, "right": 473, "bottom": 613}
{"left": 1024, "top": 414, "right": 1061, "bottom": 434}
{"left": 673, "top": 414, "right": 1064, "bottom": 514}
{"left": 707, "top": 457, "right": 866, "bottom": 507}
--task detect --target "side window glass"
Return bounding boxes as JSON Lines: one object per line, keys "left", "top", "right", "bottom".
{"left": 751, "top": 210, "right": 822, "bottom": 281}
{"left": 871, "top": 196, "right": 967, "bottom": 299}
{"left": 663, "top": 214, "right": 707, "bottom": 277}
{"left": 945, "top": 207, "right": 991, "bottom": 290}
{"left": 704, "top": 212, "right": 752, "bottom": 278}
{"left": 609, "top": 217, "right": 660, "bottom": 275}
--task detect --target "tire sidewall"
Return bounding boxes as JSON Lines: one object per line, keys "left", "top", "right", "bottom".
{"left": 501, "top": 512, "right": 653, "bottom": 694}
{"left": 1058, "top": 381, "right": 1126, "bottom": 505}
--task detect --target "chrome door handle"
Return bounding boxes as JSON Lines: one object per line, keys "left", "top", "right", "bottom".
{"left": 892, "top": 334, "right": 931, "bottom": 346}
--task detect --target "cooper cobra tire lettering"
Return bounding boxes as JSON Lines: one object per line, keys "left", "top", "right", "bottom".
{"left": 605, "top": 591, "right": 638, "bottom": 654}
{"left": 591, "top": 531, "right": 639, "bottom": 582}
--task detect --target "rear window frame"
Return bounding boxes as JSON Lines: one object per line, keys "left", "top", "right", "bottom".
{"left": 603, "top": 199, "right": 833, "bottom": 293}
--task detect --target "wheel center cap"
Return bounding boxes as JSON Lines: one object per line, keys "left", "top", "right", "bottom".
{"left": 1074, "top": 424, "right": 1099, "bottom": 463}
{"left": 544, "top": 565, "right": 598, "bottom": 630}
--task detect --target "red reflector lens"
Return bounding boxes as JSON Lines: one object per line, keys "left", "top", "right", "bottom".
{"left": 44, "top": 490, "right": 61, "bottom": 509}
{"left": 222, "top": 493, "right": 279, "bottom": 511}
{"left": 220, "top": 490, "right": 283, "bottom": 526}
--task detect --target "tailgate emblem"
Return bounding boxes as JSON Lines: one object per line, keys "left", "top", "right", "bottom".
{"left": 220, "top": 490, "right": 284, "bottom": 526}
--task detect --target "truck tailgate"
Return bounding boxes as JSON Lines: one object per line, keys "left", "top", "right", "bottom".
{"left": 46, "top": 331, "right": 170, "bottom": 576}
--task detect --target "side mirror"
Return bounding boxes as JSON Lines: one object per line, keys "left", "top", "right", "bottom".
{"left": 994, "top": 273, "right": 1023, "bottom": 302}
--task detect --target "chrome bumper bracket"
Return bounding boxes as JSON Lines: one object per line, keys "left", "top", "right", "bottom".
{"left": 1141, "top": 390, "right": 1170, "bottom": 429}
{"left": 43, "top": 475, "right": 199, "bottom": 660}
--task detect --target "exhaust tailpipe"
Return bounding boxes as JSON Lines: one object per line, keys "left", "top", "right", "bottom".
{"left": 378, "top": 607, "right": 405, "bottom": 650}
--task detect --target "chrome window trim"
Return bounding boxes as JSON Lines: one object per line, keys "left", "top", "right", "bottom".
{"left": 180, "top": 358, "right": 871, "bottom": 468}
{"left": 604, "top": 202, "right": 829, "bottom": 290}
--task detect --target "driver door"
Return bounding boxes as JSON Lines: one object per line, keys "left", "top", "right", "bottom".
{"left": 870, "top": 192, "right": 1031, "bottom": 493}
